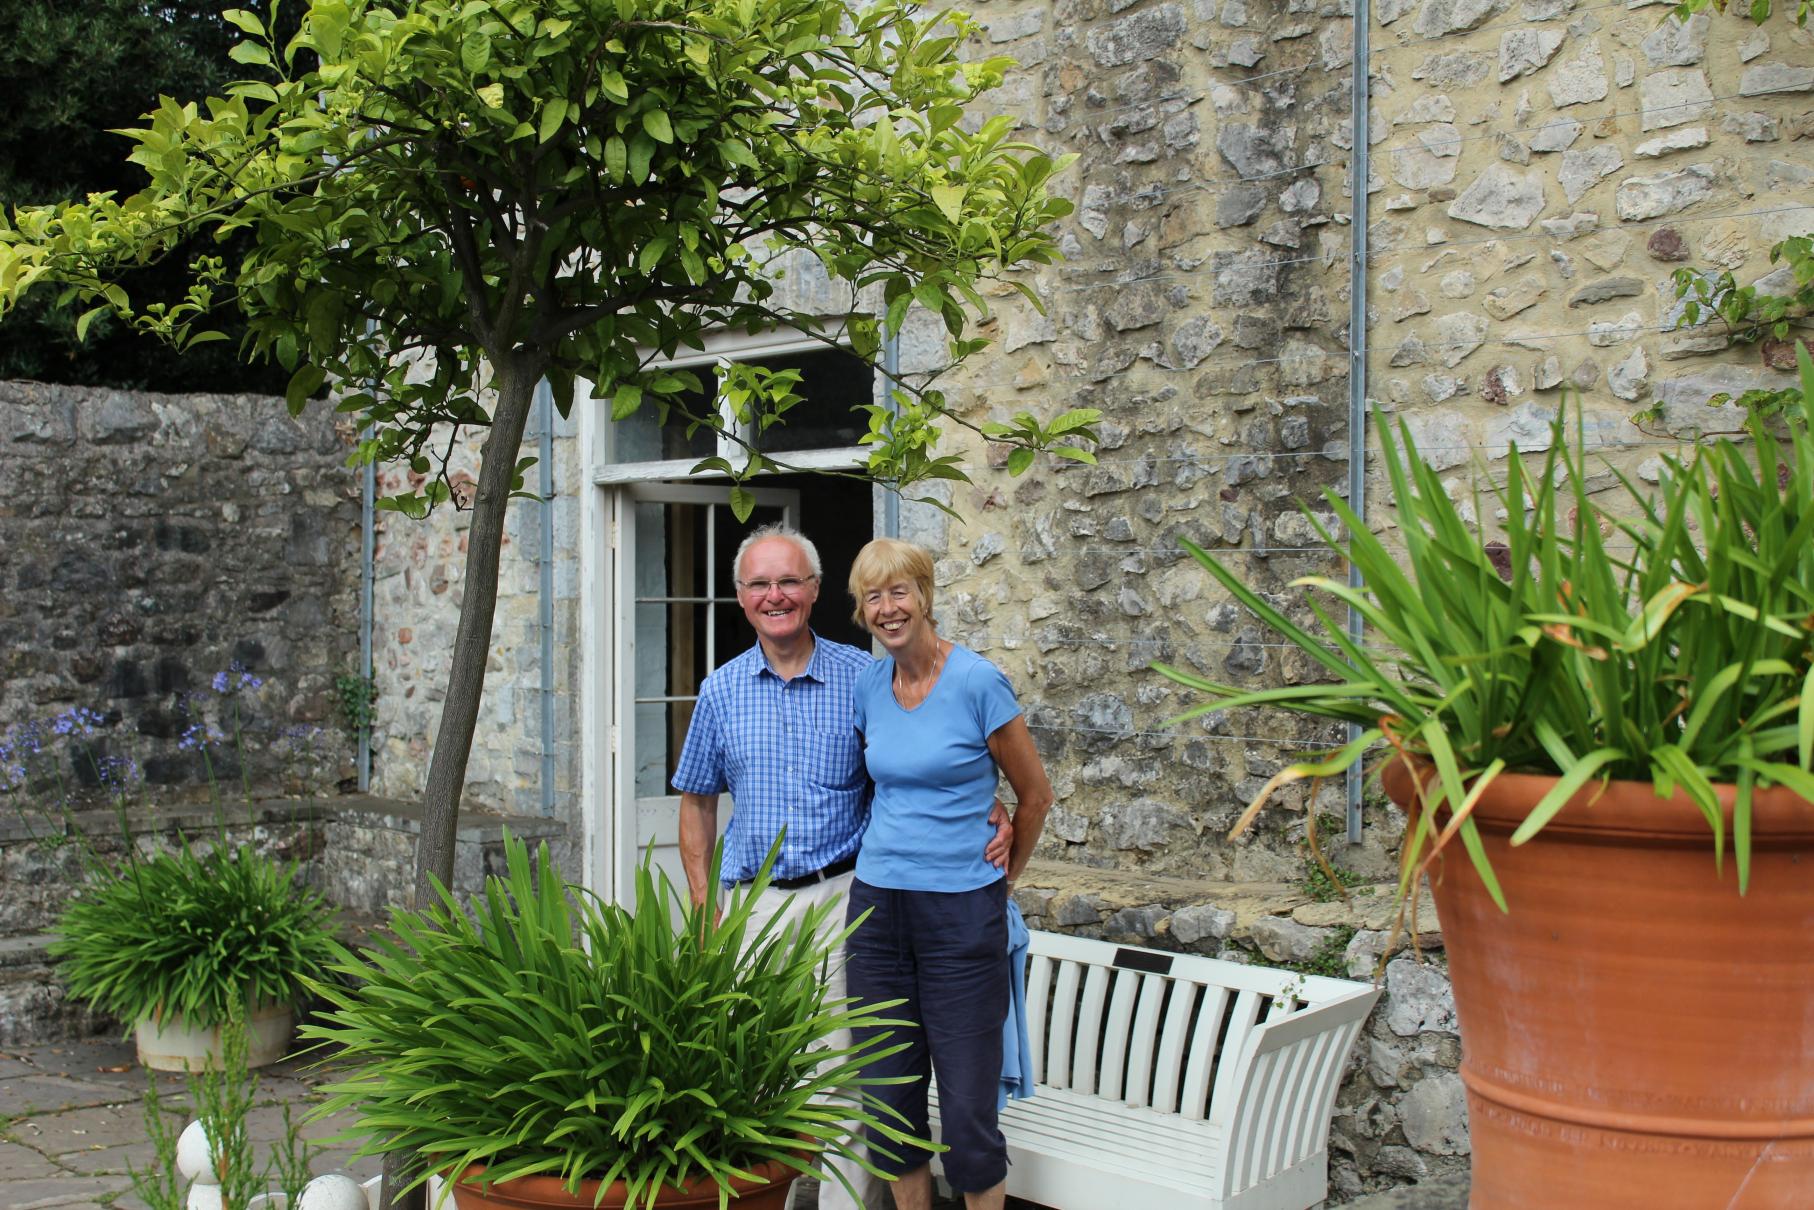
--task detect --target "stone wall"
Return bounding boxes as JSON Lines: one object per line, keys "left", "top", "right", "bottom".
{"left": 0, "top": 382, "right": 361, "bottom": 804}
{"left": 366, "top": 400, "right": 582, "bottom": 821}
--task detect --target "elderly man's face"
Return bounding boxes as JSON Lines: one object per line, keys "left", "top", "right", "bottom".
{"left": 736, "top": 536, "right": 819, "bottom": 648}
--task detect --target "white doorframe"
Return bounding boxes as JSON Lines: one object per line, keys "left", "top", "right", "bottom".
{"left": 601, "top": 483, "right": 799, "bottom": 904}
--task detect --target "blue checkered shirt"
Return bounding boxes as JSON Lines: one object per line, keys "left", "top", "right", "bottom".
{"left": 671, "top": 634, "right": 873, "bottom": 885}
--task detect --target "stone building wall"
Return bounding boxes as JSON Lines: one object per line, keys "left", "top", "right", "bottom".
{"left": 0, "top": 381, "right": 360, "bottom": 803}
{"left": 366, "top": 397, "right": 583, "bottom": 821}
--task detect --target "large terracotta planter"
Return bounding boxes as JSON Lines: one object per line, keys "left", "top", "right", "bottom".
{"left": 1382, "top": 759, "right": 1814, "bottom": 1209}
{"left": 449, "top": 1159, "right": 797, "bottom": 1209}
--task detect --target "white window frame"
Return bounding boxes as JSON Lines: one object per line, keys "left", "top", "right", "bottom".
{"left": 592, "top": 327, "right": 877, "bottom": 485}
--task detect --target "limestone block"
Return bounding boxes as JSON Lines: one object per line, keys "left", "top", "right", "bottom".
{"left": 1569, "top": 276, "right": 1643, "bottom": 306}
{"left": 1389, "top": 123, "right": 1462, "bottom": 189}
{"left": 1547, "top": 39, "right": 1608, "bottom": 107}
{"left": 1485, "top": 400, "right": 1559, "bottom": 456}
{"left": 1086, "top": 4, "right": 1186, "bottom": 67}
{"left": 1540, "top": 211, "right": 1599, "bottom": 240}
{"left": 1217, "top": 122, "right": 1297, "bottom": 177}
{"left": 1656, "top": 365, "right": 1796, "bottom": 435}
{"left": 1615, "top": 163, "right": 1716, "bottom": 221}
{"left": 1639, "top": 12, "right": 1707, "bottom": 67}
{"left": 1723, "top": 112, "right": 1779, "bottom": 142}
{"left": 1248, "top": 915, "right": 1333, "bottom": 964}
{"left": 1528, "top": 117, "right": 1582, "bottom": 152}
{"left": 1638, "top": 67, "right": 1714, "bottom": 130}
{"left": 1579, "top": 230, "right": 1631, "bottom": 270}
{"left": 1559, "top": 145, "right": 1624, "bottom": 203}
{"left": 1608, "top": 345, "right": 1652, "bottom": 401}
{"left": 1384, "top": 958, "right": 1458, "bottom": 1036}
{"left": 1413, "top": 51, "right": 1492, "bottom": 89}
{"left": 1399, "top": 1073, "right": 1473, "bottom": 1155}
{"left": 1413, "top": 0, "right": 1508, "bottom": 37}
{"left": 1499, "top": 28, "right": 1565, "bottom": 82}
{"left": 1401, "top": 95, "right": 1458, "bottom": 124}
{"left": 1171, "top": 903, "right": 1237, "bottom": 944}
{"left": 1534, "top": 354, "right": 1563, "bottom": 389}
{"left": 1432, "top": 312, "right": 1489, "bottom": 367}
{"left": 1740, "top": 62, "right": 1814, "bottom": 96}
{"left": 1447, "top": 164, "right": 1547, "bottom": 230}
{"left": 1634, "top": 126, "right": 1709, "bottom": 157}
{"left": 1588, "top": 310, "right": 1645, "bottom": 346}
{"left": 1738, "top": 27, "right": 1769, "bottom": 62}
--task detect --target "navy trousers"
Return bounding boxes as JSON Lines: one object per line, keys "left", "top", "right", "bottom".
{"left": 844, "top": 877, "right": 1010, "bottom": 1194}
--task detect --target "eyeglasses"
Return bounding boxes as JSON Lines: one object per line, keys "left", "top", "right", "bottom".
{"left": 737, "top": 576, "right": 816, "bottom": 597}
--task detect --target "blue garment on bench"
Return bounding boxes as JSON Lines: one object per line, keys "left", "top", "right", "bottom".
{"left": 1000, "top": 898, "right": 1035, "bottom": 1111}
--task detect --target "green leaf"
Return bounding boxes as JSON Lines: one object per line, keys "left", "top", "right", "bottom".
{"left": 228, "top": 41, "right": 272, "bottom": 67}
{"left": 629, "top": 136, "right": 653, "bottom": 184}
{"left": 223, "top": 9, "right": 266, "bottom": 35}
{"left": 729, "top": 485, "right": 755, "bottom": 522}
{"left": 604, "top": 135, "right": 627, "bottom": 180}
{"left": 462, "top": 31, "right": 492, "bottom": 74}
{"left": 638, "top": 238, "right": 670, "bottom": 276}
{"left": 612, "top": 384, "right": 643, "bottom": 420}
{"left": 476, "top": 83, "right": 506, "bottom": 108}
{"left": 285, "top": 365, "right": 326, "bottom": 415}
{"left": 537, "top": 101, "right": 564, "bottom": 144}
{"left": 929, "top": 185, "right": 965, "bottom": 224}
{"left": 1005, "top": 448, "right": 1035, "bottom": 476}
{"left": 74, "top": 305, "right": 108, "bottom": 343}
{"left": 643, "top": 110, "right": 673, "bottom": 144}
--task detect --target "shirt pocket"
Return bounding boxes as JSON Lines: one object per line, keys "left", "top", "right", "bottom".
{"left": 808, "top": 725, "right": 865, "bottom": 789}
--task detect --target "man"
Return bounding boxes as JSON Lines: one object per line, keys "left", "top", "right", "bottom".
{"left": 673, "top": 522, "right": 1007, "bottom": 1210}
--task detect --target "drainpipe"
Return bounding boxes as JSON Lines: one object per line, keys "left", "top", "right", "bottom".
{"left": 359, "top": 437, "right": 375, "bottom": 793}
{"left": 537, "top": 379, "right": 557, "bottom": 817}
{"left": 881, "top": 331, "right": 901, "bottom": 539}
{"left": 1345, "top": 6, "right": 1371, "bottom": 846}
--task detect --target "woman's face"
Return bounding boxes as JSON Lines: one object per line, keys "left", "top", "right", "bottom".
{"left": 861, "top": 579, "right": 928, "bottom": 653}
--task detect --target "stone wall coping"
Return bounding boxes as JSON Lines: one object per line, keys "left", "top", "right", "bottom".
{"left": 1014, "top": 857, "right": 1444, "bottom": 953}
{"left": 0, "top": 794, "right": 568, "bottom": 847}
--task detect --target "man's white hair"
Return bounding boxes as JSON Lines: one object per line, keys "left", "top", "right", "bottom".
{"left": 734, "top": 522, "right": 823, "bottom": 582}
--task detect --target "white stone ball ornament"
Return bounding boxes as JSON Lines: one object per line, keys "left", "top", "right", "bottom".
{"left": 295, "top": 1173, "right": 370, "bottom": 1210}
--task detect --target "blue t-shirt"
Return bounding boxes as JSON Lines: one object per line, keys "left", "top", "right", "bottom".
{"left": 853, "top": 644, "right": 1023, "bottom": 892}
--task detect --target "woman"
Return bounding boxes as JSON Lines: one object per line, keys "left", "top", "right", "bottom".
{"left": 844, "top": 537, "right": 1053, "bottom": 1210}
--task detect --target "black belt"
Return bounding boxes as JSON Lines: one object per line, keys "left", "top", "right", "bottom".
{"left": 759, "top": 854, "right": 857, "bottom": 891}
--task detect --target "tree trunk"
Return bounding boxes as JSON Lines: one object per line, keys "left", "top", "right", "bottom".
{"left": 379, "top": 356, "right": 540, "bottom": 1210}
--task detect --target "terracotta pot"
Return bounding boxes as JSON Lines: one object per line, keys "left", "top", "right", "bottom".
{"left": 448, "top": 1159, "right": 797, "bottom": 1209}
{"left": 1382, "top": 758, "right": 1814, "bottom": 1209}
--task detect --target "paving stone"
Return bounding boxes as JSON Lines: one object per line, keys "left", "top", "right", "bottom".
{"left": 1347, "top": 1173, "right": 1472, "bottom": 1208}
{"left": 0, "top": 1075, "right": 133, "bottom": 1119}
{"left": 0, "top": 1141, "right": 62, "bottom": 1182}
{"left": 0, "top": 1173, "right": 134, "bottom": 1208}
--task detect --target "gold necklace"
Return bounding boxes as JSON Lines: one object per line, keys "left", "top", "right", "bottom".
{"left": 895, "top": 639, "right": 948, "bottom": 707}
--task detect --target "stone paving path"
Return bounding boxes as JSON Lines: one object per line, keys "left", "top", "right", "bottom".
{"left": 0, "top": 1037, "right": 375, "bottom": 1210}
{"left": 1, "top": 1037, "right": 1466, "bottom": 1210}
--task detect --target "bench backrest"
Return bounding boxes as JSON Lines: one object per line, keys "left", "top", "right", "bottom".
{"left": 1024, "top": 930, "right": 1379, "bottom": 1198}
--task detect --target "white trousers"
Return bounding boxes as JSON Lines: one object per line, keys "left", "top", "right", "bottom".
{"left": 743, "top": 871, "right": 888, "bottom": 1210}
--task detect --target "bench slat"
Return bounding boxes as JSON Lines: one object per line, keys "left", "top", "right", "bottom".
{"left": 1122, "top": 972, "right": 1169, "bottom": 1109}
{"left": 1047, "top": 959, "right": 1082, "bottom": 1090}
{"left": 1071, "top": 964, "right": 1111, "bottom": 1096}
{"left": 1151, "top": 979, "right": 1204, "bottom": 1114}
{"left": 1026, "top": 951, "right": 1054, "bottom": 1086}
{"left": 1096, "top": 968, "right": 1143, "bottom": 1102}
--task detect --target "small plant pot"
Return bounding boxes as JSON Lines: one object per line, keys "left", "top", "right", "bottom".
{"left": 133, "top": 1001, "right": 293, "bottom": 1072}
{"left": 450, "top": 1160, "right": 797, "bottom": 1209}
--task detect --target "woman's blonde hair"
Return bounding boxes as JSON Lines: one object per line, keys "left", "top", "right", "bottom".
{"left": 848, "top": 538, "right": 936, "bottom": 632}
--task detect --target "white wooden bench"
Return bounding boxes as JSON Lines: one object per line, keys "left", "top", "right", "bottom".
{"left": 931, "top": 930, "right": 1381, "bottom": 1210}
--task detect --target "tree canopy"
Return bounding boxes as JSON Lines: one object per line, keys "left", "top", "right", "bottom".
{"left": 0, "top": 0, "right": 294, "bottom": 390}
{"left": 0, "top": 0, "right": 1092, "bottom": 961}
